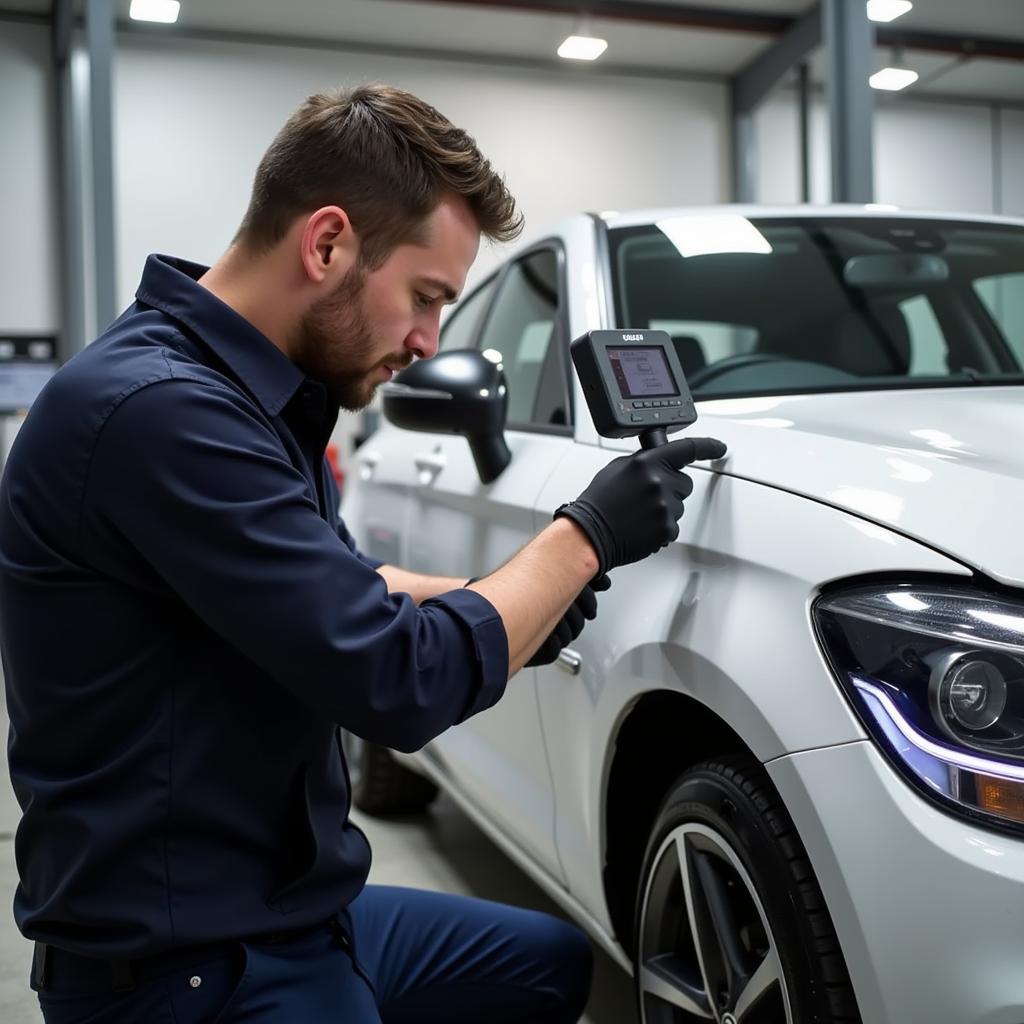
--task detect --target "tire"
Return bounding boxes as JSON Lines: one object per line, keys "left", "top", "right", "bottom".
{"left": 634, "top": 755, "right": 859, "bottom": 1024}
{"left": 340, "top": 731, "right": 439, "bottom": 815}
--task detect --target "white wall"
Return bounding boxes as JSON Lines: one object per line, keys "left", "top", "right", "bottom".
{"left": 113, "top": 34, "right": 730, "bottom": 308}
{"left": 0, "top": 21, "right": 60, "bottom": 334}
{"left": 754, "top": 87, "right": 1024, "bottom": 217}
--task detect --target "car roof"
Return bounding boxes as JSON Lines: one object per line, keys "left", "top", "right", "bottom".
{"left": 598, "top": 204, "right": 1024, "bottom": 231}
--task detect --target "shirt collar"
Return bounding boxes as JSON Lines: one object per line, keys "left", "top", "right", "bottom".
{"left": 135, "top": 254, "right": 306, "bottom": 417}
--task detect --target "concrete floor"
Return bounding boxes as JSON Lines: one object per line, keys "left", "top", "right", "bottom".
{"left": 0, "top": 772, "right": 636, "bottom": 1023}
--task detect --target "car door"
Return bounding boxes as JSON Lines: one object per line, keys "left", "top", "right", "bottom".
{"left": 409, "top": 245, "right": 575, "bottom": 878}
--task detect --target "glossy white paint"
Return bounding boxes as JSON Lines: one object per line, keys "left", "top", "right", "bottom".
{"left": 533, "top": 458, "right": 967, "bottom": 932}
{"left": 604, "top": 386, "right": 1024, "bottom": 587}
{"left": 768, "top": 741, "right": 1024, "bottom": 1024}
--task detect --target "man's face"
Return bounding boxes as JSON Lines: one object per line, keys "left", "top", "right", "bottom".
{"left": 292, "top": 194, "right": 481, "bottom": 411}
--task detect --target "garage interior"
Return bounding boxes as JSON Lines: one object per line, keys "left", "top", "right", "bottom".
{"left": 1, "top": 1, "right": 1023, "bottom": 1021}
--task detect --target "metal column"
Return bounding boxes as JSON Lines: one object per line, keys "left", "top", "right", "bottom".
{"left": 731, "top": 4, "right": 821, "bottom": 203}
{"left": 797, "top": 61, "right": 811, "bottom": 203}
{"left": 86, "top": 0, "right": 118, "bottom": 336}
{"left": 52, "top": 0, "right": 86, "bottom": 359}
{"left": 823, "top": 0, "right": 874, "bottom": 203}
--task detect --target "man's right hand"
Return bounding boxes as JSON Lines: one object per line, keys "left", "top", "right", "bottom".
{"left": 554, "top": 437, "right": 727, "bottom": 576}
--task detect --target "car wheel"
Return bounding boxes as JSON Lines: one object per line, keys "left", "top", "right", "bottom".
{"left": 634, "top": 755, "right": 859, "bottom": 1023}
{"left": 340, "top": 731, "right": 439, "bottom": 815}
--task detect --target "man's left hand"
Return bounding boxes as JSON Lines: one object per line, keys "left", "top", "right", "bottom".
{"left": 526, "top": 573, "right": 611, "bottom": 667}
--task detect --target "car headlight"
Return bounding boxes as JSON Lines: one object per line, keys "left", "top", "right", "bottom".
{"left": 814, "top": 582, "right": 1024, "bottom": 833}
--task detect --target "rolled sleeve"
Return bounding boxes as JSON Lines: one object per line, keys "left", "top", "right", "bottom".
{"left": 81, "top": 379, "right": 508, "bottom": 753}
{"left": 423, "top": 587, "right": 509, "bottom": 722}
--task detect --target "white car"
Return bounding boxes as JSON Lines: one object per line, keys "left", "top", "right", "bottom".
{"left": 342, "top": 206, "right": 1024, "bottom": 1024}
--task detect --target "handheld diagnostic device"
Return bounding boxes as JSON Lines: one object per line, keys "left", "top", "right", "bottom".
{"left": 571, "top": 329, "right": 697, "bottom": 449}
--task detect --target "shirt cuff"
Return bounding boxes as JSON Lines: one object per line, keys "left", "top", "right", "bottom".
{"left": 426, "top": 587, "right": 509, "bottom": 722}
{"left": 357, "top": 551, "right": 385, "bottom": 571}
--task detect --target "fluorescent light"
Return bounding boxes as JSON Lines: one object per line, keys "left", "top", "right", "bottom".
{"left": 129, "top": 0, "right": 181, "bottom": 24}
{"left": 867, "top": 0, "right": 913, "bottom": 23}
{"left": 656, "top": 214, "right": 772, "bottom": 258}
{"left": 870, "top": 66, "right": 919, "bottom": 90}
{"left": 557, "top": 35, "right": 608, "bottom": 61}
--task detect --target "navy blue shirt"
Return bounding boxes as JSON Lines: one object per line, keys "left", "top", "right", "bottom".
{"left": 0, "top": 255, "right": 508, "bottom": 957}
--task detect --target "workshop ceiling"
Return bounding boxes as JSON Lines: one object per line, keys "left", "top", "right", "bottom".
{"left": 4, "top": 0, "right": 1023, "bottom": 102}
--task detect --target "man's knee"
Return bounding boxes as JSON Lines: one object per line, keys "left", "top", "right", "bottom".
{"left": 528, "top": 913, "right": 594, "bottom": 1021}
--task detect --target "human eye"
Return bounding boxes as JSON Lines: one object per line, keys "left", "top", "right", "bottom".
{"left": 415, "top": 292, "right": 435, "bottom": 310}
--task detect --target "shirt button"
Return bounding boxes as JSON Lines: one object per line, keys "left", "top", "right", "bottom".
{"left": 189, "top": 975, "right": 202, "bottom": 989}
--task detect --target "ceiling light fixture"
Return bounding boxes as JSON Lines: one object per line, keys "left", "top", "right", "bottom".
{"left": 866, "top": 0, "right": 913, "bottom": 22}
{"left": 870, "top": 66, "right": 919, "bottom": 91}
{"left": 129, "top": 0, "right": 181, "bottom": 24}
{"left": 557, "top": 13, "right": 607, "bottom": 61}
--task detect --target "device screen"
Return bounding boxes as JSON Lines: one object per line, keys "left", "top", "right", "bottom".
{"left": 607, "top": 346, "right": 680, "bottom": 399}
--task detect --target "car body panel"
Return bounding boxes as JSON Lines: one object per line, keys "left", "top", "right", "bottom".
{"left": 603, "top": 387, "right": 1024, "bottom": 587}
{"left": 769, "top": 740, "right": 1024, "bottom": 1024}
{"left": 532, "top": 458, "right": 969, "bottom": 931}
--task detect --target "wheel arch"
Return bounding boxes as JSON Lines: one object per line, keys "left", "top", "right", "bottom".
{"left": 601, "top": 688, "right": 752, "bottom": 956}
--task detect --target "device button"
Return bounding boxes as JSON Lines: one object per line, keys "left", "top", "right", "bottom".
{"left": 630, "top": 413, "right": 643, "bottom": 422}
{"left": 640, "top": 401, "right": 651, "bottom": 408}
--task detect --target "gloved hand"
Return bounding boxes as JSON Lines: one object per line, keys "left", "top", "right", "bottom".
{"left": 555, "top": 437, "right": 727, "bottom": 576}
{"left": 525, "top": 573, "right": 611, "bottom": 667}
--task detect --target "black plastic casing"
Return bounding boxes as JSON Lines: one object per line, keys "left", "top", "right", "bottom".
{"left": 570, "top": 329, "right": 697, "bottom": 438}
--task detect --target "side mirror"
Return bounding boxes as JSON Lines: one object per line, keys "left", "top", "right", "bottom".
{"left": 380, "top": 349, "right": 511, "bottom": 484}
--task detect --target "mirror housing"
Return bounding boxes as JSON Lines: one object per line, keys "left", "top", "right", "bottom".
{"left": 380, "top": 349, "right": 511, "bottom": 484}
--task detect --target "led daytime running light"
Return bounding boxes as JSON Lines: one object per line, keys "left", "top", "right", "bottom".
{"left": 854, "top": 677, "right": 1024, "bottom": 783}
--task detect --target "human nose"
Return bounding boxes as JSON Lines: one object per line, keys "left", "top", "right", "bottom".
{"left": 405, "top": 317, "right": 441, "bottom": 361}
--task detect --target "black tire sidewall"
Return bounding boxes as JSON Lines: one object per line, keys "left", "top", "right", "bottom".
{"left": 635, "top": 764, "right": 834, "bottom": 1023}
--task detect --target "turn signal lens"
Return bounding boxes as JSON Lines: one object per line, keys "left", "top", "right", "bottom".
{"left": 977, "top": 776, "right": 1024, "bottom": 825}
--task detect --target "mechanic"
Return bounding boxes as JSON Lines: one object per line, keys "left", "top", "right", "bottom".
{"left": 0, "top": 84, "right": 726, "bottom": 1023}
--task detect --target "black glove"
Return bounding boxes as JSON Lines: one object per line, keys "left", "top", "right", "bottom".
{"left": 525, "top": 573, "right": 611, "bottom": 667}
{"left": 555, "top": 437, "right": 727, "bottom": 576}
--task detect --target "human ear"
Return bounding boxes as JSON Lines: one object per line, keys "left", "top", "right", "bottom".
{"left": 299, "top": 206, "right": 359, "bottom": 285}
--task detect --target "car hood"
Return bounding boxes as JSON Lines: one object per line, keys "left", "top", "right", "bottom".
{"left": 684, "top": 386, "right": 1023, "bottom": 586}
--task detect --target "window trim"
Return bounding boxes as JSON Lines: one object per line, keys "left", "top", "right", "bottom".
{"left": 439, "top": 270, "right": 501, "bottom": 352}
{"left": 477, "top": 238, "right": 574, "bottom": 438}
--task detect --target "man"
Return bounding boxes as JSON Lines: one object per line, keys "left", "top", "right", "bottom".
{"left": 0, "top": 85, "right": 725, "bottom": 1022}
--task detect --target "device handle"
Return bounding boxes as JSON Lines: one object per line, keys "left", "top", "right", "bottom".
{"left": 639, "top": 427, "right": 668, "bottom": 450}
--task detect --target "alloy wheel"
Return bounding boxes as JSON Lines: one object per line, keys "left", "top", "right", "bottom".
{"left": 638, "top": 821, "right": 793, "bottom": 1023}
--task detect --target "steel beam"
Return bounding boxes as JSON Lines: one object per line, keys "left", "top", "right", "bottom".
{"left": 86, "top": 0, "right": 118, "bottom": 335}
{"left": 823, "top": 0, "right": 874, "bottom": 204}
{"left": 52, "top": 0, "right": 86, "bottom": 359}
{"left": 732, "top": 4, "right": 820, "bottom": 115}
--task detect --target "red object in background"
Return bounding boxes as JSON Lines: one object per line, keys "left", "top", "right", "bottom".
{"left": 325, "top": 442, "right": 345, "bottom": 491}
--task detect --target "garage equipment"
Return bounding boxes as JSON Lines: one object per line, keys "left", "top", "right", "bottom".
{"left": 570, "top": 329, "right": 697, "bottom": 449}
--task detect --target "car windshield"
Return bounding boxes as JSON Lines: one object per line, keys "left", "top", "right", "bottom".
{"left": 608, "top": 216, "right": 1024, "bottom": 399}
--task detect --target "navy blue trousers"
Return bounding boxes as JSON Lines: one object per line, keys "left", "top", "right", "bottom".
{"left": 35, "top": 886, "right": 594, "bottom": 1023}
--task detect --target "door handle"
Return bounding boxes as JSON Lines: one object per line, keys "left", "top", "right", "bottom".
{"left": 556, "top": 648, "right": 582, "bottom": 676}
{"left": 413, "top": 451, "right": 447, "bottom": 484}
{"left": 357, "top": 451, "right": 380, "bottom": 481}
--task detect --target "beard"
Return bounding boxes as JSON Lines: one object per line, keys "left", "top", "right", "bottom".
{"left": 291, "top": 266, "right": 410, "bottom": 412}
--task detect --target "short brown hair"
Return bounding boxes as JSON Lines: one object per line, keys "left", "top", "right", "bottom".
{"left": 235, "top": 84, "right": 522, "bottom": 266}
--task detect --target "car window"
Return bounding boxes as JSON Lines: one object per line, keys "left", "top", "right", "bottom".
{"left": 975, "top": 272, "right": 1024, "bottom": 363}
{"left": 610, "top": 217, "right": 1024, "bottom": 398}
{"left": 439, "top": 275, "right": 497, "bottom": 351}
{"left": 478, "top": 249, "right": 568, "bottom": 429}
